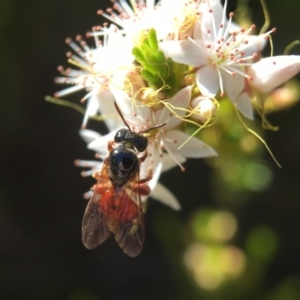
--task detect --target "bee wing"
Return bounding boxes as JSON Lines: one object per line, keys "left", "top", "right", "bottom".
{"left": 81, "top": 165, "right": 111, "bottom": 249}
{"left": 114, "top": 208, "right": 145, "bottom": 257}
{"left": 82, "top": 192, "right": 111, "bottom": 249}
{"left": 113, "top": 173, "right": 145, "bottom": 257}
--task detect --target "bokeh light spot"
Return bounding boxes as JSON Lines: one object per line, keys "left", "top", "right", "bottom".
{"left": 208, "top": 211, "right": 237, "bottom": 243}
{"left": 192, "top": 209, "right": 237, "bottom": 243}
{"left": 183, "top": 243, "right": 246, "bottom": 290}
{"left": 246, "top": 226, "right": 278, "bottom": 262}
{"left": 244, "top": 162, "right": 273, "bottom": 191}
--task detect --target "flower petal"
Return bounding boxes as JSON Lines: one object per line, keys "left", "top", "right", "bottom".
{"left": 240, "top": 34, "right": 267, "bottom": 57}
{"left": 87, "top": 130, "right": 117, "bottom": 154}
{"left": 159, "top": 39, "right": 209, "bottom": 67}
{"left": 195, "top": 66, "right": 219, "bottom": 97}
{"left": 200, "top": 0, "right": 228, "bottom": 43}
{"left": 156, "top": 86, "right": 191, "bottom": 129}
{"left": 79, "top": 129, "right": 102, "bottom": 144}
{"left": 151, "top": 182, "right": 181, "bottom": 210}
{"left": 249, "top": 55, "right": 300, "bottom": 93}
{"left": 82, "top": 95, "right": 99, "bottom": 128}
{"left": 222, "top": 71, "right": 254, "bottom": 119}
{"left": 141, "top": 159, "right": 162, "bottom": 203}
{"left": 164, "top": 130, "right": 218, "bottom": 158}
{"left": 110, "top": 89, "right": 133, "bottom": 118}
{"left": 96, "top": 89, "right": 123, "bottom": 131}
{"left": 193, "top": 19, "right": 202, "bottom": 39}
{"left": 162, "top": 154, "right": 186, "bottom": 172}
{"left": 112, "top": 89, "right": 153, "bottom": 129}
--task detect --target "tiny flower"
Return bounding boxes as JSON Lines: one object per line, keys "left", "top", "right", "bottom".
{"left": 190, "top": 96, "right": 218, "bottom": 123}
{"left": 159, "top": 0, "right": 271, "bottom": 119}
{"left": 54, "top": 25, "right": 134, "bottom": 129}
{"left": 248, "top": 55, "right": 300, "bottom": 93}
{"left": 95, "top": 0, "right": 217, "bottom": 42}
{"left": 113, "top": 85, "right": 217, "bottom": 172}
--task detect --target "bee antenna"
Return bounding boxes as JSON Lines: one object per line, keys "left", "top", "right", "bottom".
{"left": 139, "top": 122, "right": 166, "bottom": 134}
{"left": 114, "top": 101, "right": 131, "bottom": 131}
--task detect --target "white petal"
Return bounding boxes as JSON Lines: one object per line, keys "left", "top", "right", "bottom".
{"left": 151, "top": 182, "right": 181, "bottom": 210}
{"left": 87, "top": 130, "right": 117, "bottom": 153}
{"left": 159, "top": 39, "right": 209, "bottom": 67}
{"left": 164, "top": 130, "right": 218, "bottom": 158}
{"left": 193, "top": 20, "right": 202, "bottom": 39}
{"left": 140, "top": 159, "right": 162, "bottom": 203}
{"left": 201, "top": 0, "right": 228, "bottom": 43}
{"left": 250, "top": 55, "right": 300, "bottom": 93}
{"left": 79, "top": 129, "right": 102, "bottom": 144}
{"left": 140, "top": 144, "right": 161, "bottom": 181}
{"left": 110, "top": 89, "right": 132, "bottom": 119}
{"left": 82, "top": 95, "right": 99, "bottom": 127}
{"left": 111, "top": 89, "right": 152, "bottom": 129}
{"left": 240, "top": 35, "right": 267, "bottom": 57}
{"left": 148, "top": 161, "right": 162, "bottom": 191}
{"left": 195, "top": 66, "right": 219, "bottom": 97}
{"left": 162, "top": 154, "right": 186, "bottom": 172}
{"left": 156, "top": 86, "right": 191, "bottom": 129}
{"left": 228, "top": 21, "right": 241, "bottom": 34}
{"left": 222, "top": 72, "right": 254, "bottom": 119}
{"left": 234, "top": 91, "right": 253, "bottom": 120}
{"left": 96, "top": 90, "right": 122, "bottom": 131}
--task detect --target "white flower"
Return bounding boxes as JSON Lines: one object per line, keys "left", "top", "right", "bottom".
{"left": 159, "top": 0, "right": 272, "bottom": 119}
{"left": 113, "top": 86, "right": 217, "bottom": 167}
{"left": 94, "top": 0, "right": 222, "bottom": 42}
{"left": 249, "top": 55, "right": 300, "bottom": 93}
{"left": 54, "top": 25, "right": 134, "bottom": 129}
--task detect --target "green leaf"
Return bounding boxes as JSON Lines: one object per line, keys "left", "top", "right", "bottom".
{"left": 148, "top": 29, "right": 159, "bottom": 51}
{"left": 141, "top": 69, "right": 161, "bottom": 86}
{"left": 132, "top": 47, "right": 146, "bottom": 63}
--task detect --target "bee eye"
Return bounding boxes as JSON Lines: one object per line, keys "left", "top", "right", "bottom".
{"left": 114, "top": 128, "right": 129, "bottom": 143}
{"left": 134, "top": 136, "right": 148, "bottom": 152}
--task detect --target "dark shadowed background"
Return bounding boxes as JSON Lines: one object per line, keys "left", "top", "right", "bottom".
{"left": 1, "top": 0, "right": 300, "bottom": 299}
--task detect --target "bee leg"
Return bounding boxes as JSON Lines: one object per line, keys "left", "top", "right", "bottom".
{"left": 138, "top": 160, "right": 153, "bottom": 184}
{"left": 137, "top": 183, "right": 151, "bottom": 196}
{"left": 138, "top": 150, "right": 148, "bottom": 163}
{"left": 107, "top": 140, "right": 115, "bottom": 152}
{"left": 132, "top": 161, "right": 153, "bottom": 196}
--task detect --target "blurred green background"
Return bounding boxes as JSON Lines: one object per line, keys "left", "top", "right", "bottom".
{"left": 1, "top": 0, "right": 300, "bottom": 299}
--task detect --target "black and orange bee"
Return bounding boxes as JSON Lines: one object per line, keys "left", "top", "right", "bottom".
{"left": 82, "top": 102, "right": 165, "bottom": 257}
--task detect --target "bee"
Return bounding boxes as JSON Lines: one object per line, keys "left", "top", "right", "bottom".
{"left": 81, "top": 102, "right": 165, "bottom": 257}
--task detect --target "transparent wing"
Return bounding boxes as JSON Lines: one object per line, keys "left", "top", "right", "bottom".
{"left": 81, "top": 165, "right": 111, "bottom": 249}
{"left": 114, "top": 208, "right": 145, "bottom": 257}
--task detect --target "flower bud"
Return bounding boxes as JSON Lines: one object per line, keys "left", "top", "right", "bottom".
{"left": 191, "top": 96, "right": 217, "bottom": 122}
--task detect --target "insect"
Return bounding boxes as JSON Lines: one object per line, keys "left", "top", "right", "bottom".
{"left": 81, "top": 102, "right": 165, "bottom": 257}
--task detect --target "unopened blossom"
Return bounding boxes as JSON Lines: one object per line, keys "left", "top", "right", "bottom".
{"left": 159, "top": 0, "right": 271, "bottom": 119}
{"left": 190, "top": 96, "right": 217, "bottom": 123}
